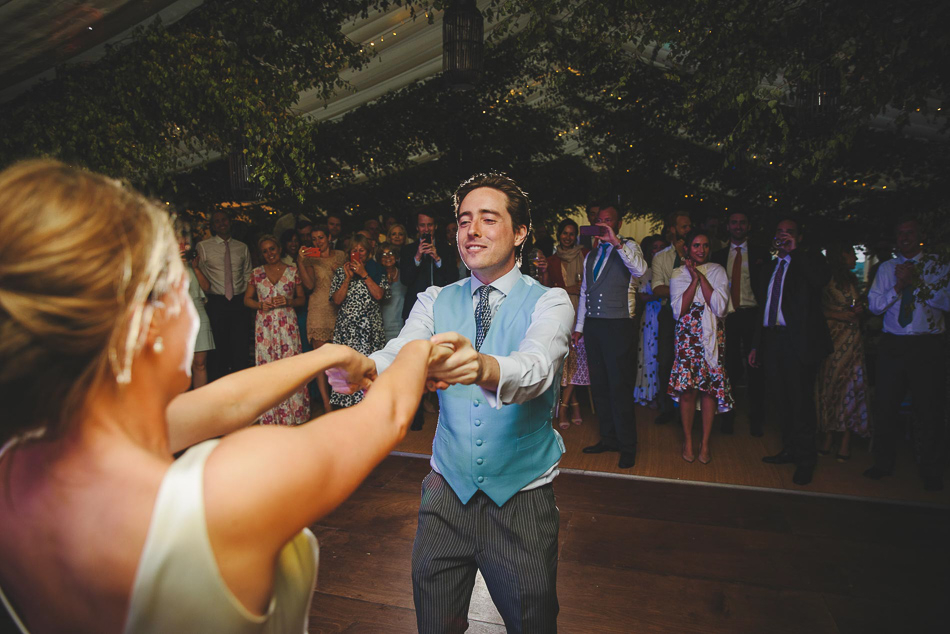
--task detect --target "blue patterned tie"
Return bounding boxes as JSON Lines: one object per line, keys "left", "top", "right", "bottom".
{"left": 766, "top": 260, "right": 787, "bottom": 327}
{"left": 898, "top": 259, "right": 916, "bottom": 327}
{"left": 592, "top": 243, "right": 610, "bottom": 280}
{"left": 475, "top": 285, "right": 495, "bottom": 351}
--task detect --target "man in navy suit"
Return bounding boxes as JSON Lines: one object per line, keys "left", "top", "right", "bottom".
{"left": 749, "top": 216, "right": 831, "bottom": 486}
{"left": 711, "top": 211, "right": 770, "bottom": 436}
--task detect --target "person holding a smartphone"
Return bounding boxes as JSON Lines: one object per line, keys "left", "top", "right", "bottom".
{"left": 573, "top": 205, "right": 648, "bottom": 469}
{"left": 328, "top": 234, "right": 391, "bottom": 408}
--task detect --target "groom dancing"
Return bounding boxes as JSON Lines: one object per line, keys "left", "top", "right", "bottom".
{"left": 356, "top": 173, "right": 573, "bottom": 633}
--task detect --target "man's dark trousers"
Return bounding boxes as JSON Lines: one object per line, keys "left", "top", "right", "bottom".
{"left": 872, "top": 333, "right": 947, "bottom": 479}
{"left": 763, "top": 327, "right": 818, "bottom": 466}
{"left": 722, "top": 306, "right": 765, "bottom": 433}
{"left": 205, "top": 293, "right": 251, "bottom": 381}
{"left": 584, "top": 317, "right": 637, "bottom": 453}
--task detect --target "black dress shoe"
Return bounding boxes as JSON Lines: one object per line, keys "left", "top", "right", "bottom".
{"left": 792, "top": 464, "right": 814, "bottom": 486}
{"left": 654, "top": 411, "right": 674, "bottom": 425}
{"left": 618, "top": 452, "right": 636, "bottom": 469}
{"left": 762, "top": 451, "right": 795, "bottom": 465}
{"left": 582, "top": 442, "right": 620, "bottom": 454}
{"left": 863, "top": 466, "right": 891, "bottom": 480}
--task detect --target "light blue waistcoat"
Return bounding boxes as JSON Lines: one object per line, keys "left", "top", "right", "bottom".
{"left": 432, "top": 276, "right": 565, "bottom": 507}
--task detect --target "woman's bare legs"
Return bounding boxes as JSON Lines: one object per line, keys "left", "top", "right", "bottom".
{"left": 309, "top": 338, "right": 332, "bottom": 412}
{"left": 679, "top": 388, "right": 697, "bottom": 461}
{"left": 698, "top": 392, "right": 717, "bottom": 464}
{"left": 191, "top": 351, "right": 208, "bottom": 389}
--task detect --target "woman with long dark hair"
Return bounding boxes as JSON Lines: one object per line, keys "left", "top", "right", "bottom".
{"left": 668, "top": 229, "right": 734, "bottom": 464}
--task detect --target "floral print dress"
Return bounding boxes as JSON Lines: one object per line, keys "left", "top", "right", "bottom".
{"left": 252, "top": 265, "right": 310, "bottom": 425}
{"left": 329, "top": 264, "right": 390, "bottom": 408}
{"left": 666, "top": 263, "right": 734, "bottom": 413}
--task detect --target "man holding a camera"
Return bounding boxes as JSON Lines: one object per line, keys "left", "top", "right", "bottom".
{"left": 400, "top": 211, "right": 461, "bottom": 429}
{"left": 573, "top": 205, "right": 648, "bottom": 469}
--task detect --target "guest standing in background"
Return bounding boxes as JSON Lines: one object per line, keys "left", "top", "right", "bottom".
{"left": 186, "top": 250, "right": 214, "bottom": 389}
{"left": 330, "top": 234, "right": 391, "bottom": 408}
{"left": 197, "top": 210, "right": 253, "bottom": 380}
{"left": 244, "top": 236, "right": 309, "bottom": 425}
{"left": 574, "top": 205, "right": 648, "bottom": 469}
{"left": 711, "top": 210, "right": 769, "bottom": 436}
{"left": 651, "top": 211, "right": 693, "bottom": 425}
{"left": 387, "top": 222, "right": 408, "bottom": 249}
{"left": 668, "top": 230, "right": 734, "bottom": 464}
{"left": 543, "top": 218, "right": 589, "bottom": 429}
{"left": 633, "top": 235, "right": 669, "bottom": 407}
{"left": 865, "top": 217, "right": 949, "bottom": 491}
{"left": 815, "top": 244, "right": 871, "bottom": 461}
{"left": 299, "top": 224, "right": 346, "bottom": 413}
{"left": 749, "top": 217, "right": 832, "bottom": 486}
{"left": 279, "top": 228, "right": 299, "bottom": 266}
{"left": 378, "top": 242, "right": 407, "bottom": 341}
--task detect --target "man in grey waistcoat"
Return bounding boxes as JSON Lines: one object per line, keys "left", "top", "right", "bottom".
{"left": 572, "top": 205, "right": 648, "bottom": 468}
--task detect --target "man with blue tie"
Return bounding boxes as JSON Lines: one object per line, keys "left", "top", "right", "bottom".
{"left": 363, "top": 173, "right": 574, "bottom": 632}
{"left": 572, "top": 206, "right": 648, "bottom": 469}
{"left": 749, "top": 217, "right": 831, "bottom": 486}
{"left": 865, "top": 218, "right": 949, "bottom": 491}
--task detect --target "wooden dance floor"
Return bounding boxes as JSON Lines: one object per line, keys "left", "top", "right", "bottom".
{"left": 308, "top": 454, "right": 947, "bottom": 633}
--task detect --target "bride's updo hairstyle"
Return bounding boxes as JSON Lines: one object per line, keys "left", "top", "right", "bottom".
{"left": 0, "top": 160, "right": 183, "bottom": 445}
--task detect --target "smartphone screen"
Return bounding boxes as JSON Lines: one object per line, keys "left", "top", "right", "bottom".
{"left": 579, "top": 225, "right": 606, "bottom": 237}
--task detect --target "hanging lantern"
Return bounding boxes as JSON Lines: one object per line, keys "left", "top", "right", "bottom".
{"left": 792, "top": 63, "right": 839, "bottom": 118}
{"left": 442, "top": 0, "right": 484, "bottom": 91}
{"left": 228, "top": 147, "right": 258, "bottom": 200}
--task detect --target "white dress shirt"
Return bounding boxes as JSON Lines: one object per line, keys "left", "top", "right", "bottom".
{"left": 196, "top": 236, "right": 253, "bottom": 296}
{"left": 869, "top": 253, "right": 949, "bottom": 335}
{"left": 369, "top": 265, "right": 574, "bottom": 491}
{"left": 574, "top": 238, "right": 647, "bottom": 333}
{"left": 762, "top": 254, "right": 791, "bottom": 327}
{"left": 650, "top": 245, "right": 683, "bottom": 308}
{"left": 725, "top": 241, "right": 757, "bottom": 308}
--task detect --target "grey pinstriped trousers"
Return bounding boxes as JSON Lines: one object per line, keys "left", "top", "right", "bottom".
{"left": 411, "top": 471, "right": 560, "bottom": 633}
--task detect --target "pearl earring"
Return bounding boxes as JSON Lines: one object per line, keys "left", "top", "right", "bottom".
{"left": 153, "top": 336, "right": 164, "bottom": 354}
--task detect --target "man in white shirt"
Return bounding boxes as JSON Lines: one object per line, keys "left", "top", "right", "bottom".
{"left": 651, "top": 211, "right": 692, "bottom": 424}
{"left": 572, "top": 206, "right": 648, "bottom": 468}
{"left": 353, "top": 173, "right": 573, "bottom": 632}
{"left": 865, "top": 218, "right": 949, "bottom": 491}
{"left": 197, "top": 210, "right": 253, "bottom": 380}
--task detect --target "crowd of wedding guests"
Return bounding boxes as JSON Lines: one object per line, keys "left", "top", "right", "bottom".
{"left": 185, "top": 202, "right": 948, "bottom": 492}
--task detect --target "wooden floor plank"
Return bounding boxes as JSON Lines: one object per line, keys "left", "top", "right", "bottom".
{"left": 307, "top": 455, "right": 948, "bottom": 633}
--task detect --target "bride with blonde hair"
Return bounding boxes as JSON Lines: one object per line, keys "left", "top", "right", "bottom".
{"left": 0, "top": 160, "right": 442, "bottom": 633}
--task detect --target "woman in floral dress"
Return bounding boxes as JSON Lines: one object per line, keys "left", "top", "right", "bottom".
{"left": 299, "top": 225, "right": 346, "bottom": 412}
{"left": 668, "top": 230, "right": 733, "bottom": 464}
{"left": 244, "top": 235, "right": 309, "bottom": 425}
{"left": 329, "top": 234, "right": 390, "bottom": 408}
{"left": 633, "top": 235, "right": 669, "bottom": 407}
{"left": 816, "top": 244, "right": 871, "bottom": 461}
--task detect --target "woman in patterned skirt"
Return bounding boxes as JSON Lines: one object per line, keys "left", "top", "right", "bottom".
{"left": 633, "top": 235, "right": 669, "bottom": 407}
{"left": 816, "top": 244, "right": 871, "bottom": 461}
{"left": 244, "top": 235, "right": 309, "bottom": 425}
{"left": 668, "top": 230, "right": 734, "bottom": 464}
{"left": 329, "top": 234, "right": 390, "bottom": 408}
